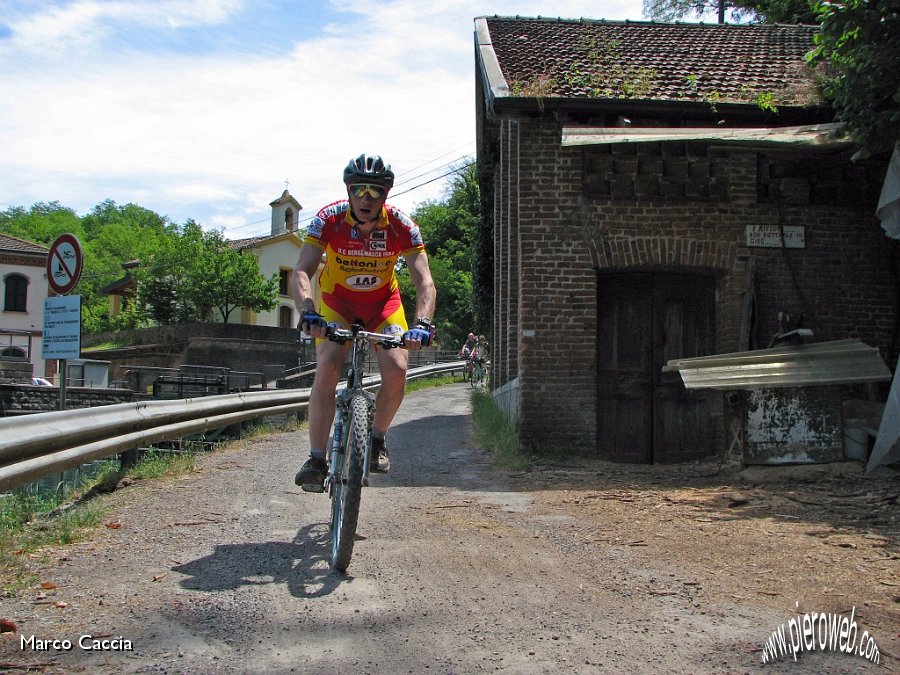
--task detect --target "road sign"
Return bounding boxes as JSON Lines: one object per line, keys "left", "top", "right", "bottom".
{"left": 46, "top": 233, "right": 83, "bottom": 295}
{"left": 42, "top": 295, "right": 82, "bottom": 360}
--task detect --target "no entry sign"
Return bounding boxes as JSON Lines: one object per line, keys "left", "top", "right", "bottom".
{"left": 46, "top": 233, "right": 83, "bottom": 295}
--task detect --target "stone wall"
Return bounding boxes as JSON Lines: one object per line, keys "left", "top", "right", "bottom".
{"left": 0, "top": 360, "right": 32, "bottom": 384}
{"left": 183, "top": 337, "right": 302, "bottom": 383}
{"left": 0, "top": 384, "right": 134, "bottom": 416}
{"left": 83, "top": 324, "right": 305, "bottom": 387}
{"left": 83, "top": 322, "right": 297, "bottom": 349}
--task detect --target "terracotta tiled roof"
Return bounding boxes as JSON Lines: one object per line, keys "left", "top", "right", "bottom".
{"left": 230, "top": 235, "right": 270, "bottom": 250}
{"left": 481, "top": 16, "right": 821, "bottom": 107}
{"left": 229, "top": 231, "right": 302, "bottom": 251}
{"left": 0, "top": 232, "right": 49, "bottom": 255}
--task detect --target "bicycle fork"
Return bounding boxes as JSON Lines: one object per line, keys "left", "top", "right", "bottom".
{"left": 327, "top": 391, "right": 376, "bottom": 492}
{"left": 327, "top": 407, "right": 344, "bottom": 495}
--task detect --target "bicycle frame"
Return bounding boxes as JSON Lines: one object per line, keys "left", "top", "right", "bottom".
{"left": 323, "top": 323, "right": 403, "bottom": 571}
{"left": 327, "top": 327, "right": 393, "bottom": 486}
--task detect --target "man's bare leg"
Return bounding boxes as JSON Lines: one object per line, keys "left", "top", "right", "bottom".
{"left": 308, "top": 339, "right": 350, "bottom": 450}
{"left": 373, "top": 346, "right": 408, "bottom": 434}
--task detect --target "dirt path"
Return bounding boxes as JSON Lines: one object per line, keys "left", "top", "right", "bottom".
{"left": 1, "top": 383, "right": 897, "bottom": 673}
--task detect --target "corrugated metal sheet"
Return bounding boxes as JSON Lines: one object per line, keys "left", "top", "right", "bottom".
{"left": 664, "top": 339, "right": 892, "bottom": 390}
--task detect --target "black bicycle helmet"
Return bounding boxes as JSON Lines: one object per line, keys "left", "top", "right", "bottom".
{"left": 343, "top": 154, "right": 395, "bottom": 190}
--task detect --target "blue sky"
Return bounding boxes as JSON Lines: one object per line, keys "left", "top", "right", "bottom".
{"left": 0, "top": 0, "right": 652, "bottom": 239}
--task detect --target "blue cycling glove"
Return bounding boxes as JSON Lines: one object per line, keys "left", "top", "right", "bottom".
{"left": 404, "top": 323, "right": 433, "bottom": 347}
{"left": 300, "top": 309, "right": 327, "bottom": 332}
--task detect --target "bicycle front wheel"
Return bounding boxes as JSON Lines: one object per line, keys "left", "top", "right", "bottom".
{"left": 330, "top": 393, "right": 368, "bottom": 572}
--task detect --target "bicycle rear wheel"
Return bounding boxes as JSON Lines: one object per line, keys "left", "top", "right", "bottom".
{"left": 330, "top": 393, "right": 368, "bottom": 572}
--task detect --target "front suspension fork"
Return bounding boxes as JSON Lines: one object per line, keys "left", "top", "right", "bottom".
{"left": 326, "top": 407, "right": 374, "bottom": 491}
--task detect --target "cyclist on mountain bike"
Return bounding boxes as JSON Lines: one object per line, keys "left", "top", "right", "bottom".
{"left": 458, "top": 332, "right": 480, "bottom": 379}
{"left": 291, "top": 153, "right": 437, "bottom": 490}
{"left": 458, "top": 332, "right": 479, "bottom": 359}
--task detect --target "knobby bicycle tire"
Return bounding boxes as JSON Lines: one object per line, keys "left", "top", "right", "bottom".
{"left": 330, "top": 393, "right": 368, "bottom": 572}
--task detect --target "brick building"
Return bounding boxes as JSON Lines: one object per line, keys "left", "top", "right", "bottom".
{"left": 474, "top": 16, "right": 896, "bottom": 463}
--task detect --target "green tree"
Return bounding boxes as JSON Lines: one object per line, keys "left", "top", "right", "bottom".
{"left": 0, "top": 199, "right": 179, "bottom": 332}
{"left": 401, "top": 162, "right": 481, "bottom": 349}
{"left": 642, "top": 0, "right": 817, "bottom": 23}
{"left": 138, "top": 222, "right": 278, "bottom": 324}
{"left": 137, "top": 222, "right": 206, "bottom": 324}
{"left": 77, "top": 200, "right": 179, "bottom": 331}
{"left": 2, "top": 200, "right": 278, "bottom": 330}
{"left": 0, "top": 202, "right": 83, "bottom": 245}
{"left": 808, "top": 0, "right": 900, "bottom": 158}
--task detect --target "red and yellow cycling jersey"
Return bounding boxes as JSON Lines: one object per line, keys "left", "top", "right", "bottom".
{"left": 303, "top": 199, "right": 425, "bottom": 305}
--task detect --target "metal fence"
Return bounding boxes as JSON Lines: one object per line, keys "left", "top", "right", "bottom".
{"left": 0, "top": 360, "right": 465, "bottom": 492}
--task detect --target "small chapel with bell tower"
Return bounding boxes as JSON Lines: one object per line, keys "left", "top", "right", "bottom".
{"left": 268, "top": 182, "right": 302, "bottom": 236}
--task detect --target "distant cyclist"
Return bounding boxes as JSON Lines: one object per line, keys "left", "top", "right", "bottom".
{"left": 458, "top": 332, "right": 481, "bottom": 379}
{"left": 458, "top": 332, "right": 479, "bottom": 359}
{"left": 291, "top": 154, "right": 436, "bottom": 490}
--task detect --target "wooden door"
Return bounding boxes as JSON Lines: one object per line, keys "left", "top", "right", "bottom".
{"left": 597, "top": 274, "right": 654, "bottom": 463}
{"left": 597, "top": 272, "right": 716, "bottom": 463}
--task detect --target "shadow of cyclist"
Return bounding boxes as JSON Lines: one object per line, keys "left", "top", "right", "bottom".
{"left": 171, "top": 522, "right": 350, "bottom": 598}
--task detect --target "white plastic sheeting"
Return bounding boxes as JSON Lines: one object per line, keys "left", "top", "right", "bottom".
{"left": 877, "top": 141, "right": 900, "bottom": 240}
{"left": 867, "top": 361, "right": 900, "bottom": 472}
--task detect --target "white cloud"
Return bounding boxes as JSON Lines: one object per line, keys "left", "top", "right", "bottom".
{"left": 0, "top": 0, "right": 647, "bottom": 236}
{"left": 5, "top": 0, "right": 244, "bottom": 53}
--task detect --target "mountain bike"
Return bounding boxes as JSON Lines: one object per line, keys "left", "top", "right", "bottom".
{"left": 319, "top": 323, "right": 404, "bottom": 572}
{"left": 461, "top": 348, "right": 481, "bottom": 383}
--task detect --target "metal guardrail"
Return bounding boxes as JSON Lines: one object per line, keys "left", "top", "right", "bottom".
{"left": 0, "top": 361, "right": 465, "bottom": 492}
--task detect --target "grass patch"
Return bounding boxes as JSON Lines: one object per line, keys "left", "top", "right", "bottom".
{"left": 82, "top": 339, "right": 129, "bottom": 351}
{"left": 470, "top": 389, "right": 532, "bottom": 470}
{"left": 241, "top": 415, "right": 302, "bottom": 438}
{"left": 0, "top": 446, "right": 199, "bottom": 595}
{"left": 405, "top": 373, "right": 461, "bottom": 394}
{"left": 0, "top": 467, "right": 114, "bottom": 594}
{"left": 126, "top": 448, "right": 196, "bottom": 480}
{"left": 0, "top": 502, "right": 107, "bottom": 593}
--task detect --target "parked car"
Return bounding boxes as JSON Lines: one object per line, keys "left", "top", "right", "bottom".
{"left": 31, "top": 377, "right": 53, "bottom": 386}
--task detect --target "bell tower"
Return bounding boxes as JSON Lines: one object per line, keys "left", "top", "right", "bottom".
{"left": 269, "top": 185, "right": 302, "bottom": 236}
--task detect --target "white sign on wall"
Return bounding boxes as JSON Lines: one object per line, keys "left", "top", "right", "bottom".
{"left": 745, "top": 224, "right": 805, "bottom": 248}
{"left": 42, "top": 295, "right": 82, "bottom": 360}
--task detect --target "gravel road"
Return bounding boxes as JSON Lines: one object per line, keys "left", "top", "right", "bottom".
{"left": 1, "top": 383, "right": 896, "bottom": 674}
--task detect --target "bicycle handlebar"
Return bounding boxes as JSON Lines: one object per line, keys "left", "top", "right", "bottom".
{"left": 324, "top": 324, "right": 406, "bottom": 349}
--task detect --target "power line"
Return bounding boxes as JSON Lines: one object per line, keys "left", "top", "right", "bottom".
{"left": 393, "top": 142, "right": 475, "bottom": 181}
{"left": 390, "top": 161, "right": 475, "bottom": 198}
{"left": 393, "top": 153, "right": 474, "bottom": 190}
{"left": 225, "top": 147, "right": 476, "bottom": 238}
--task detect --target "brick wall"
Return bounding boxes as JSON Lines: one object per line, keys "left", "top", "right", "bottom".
{"left": 492, "top": 118, "right": 896, "bottom": 456}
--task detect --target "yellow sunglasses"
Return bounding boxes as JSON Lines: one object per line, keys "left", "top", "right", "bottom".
{"left": 350, "top": 184, "right": 386, "bottom": 199}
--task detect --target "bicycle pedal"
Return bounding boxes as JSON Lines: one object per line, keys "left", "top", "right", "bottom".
{"left": 300, "top": 482, "right": 325, "bottom": 494}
